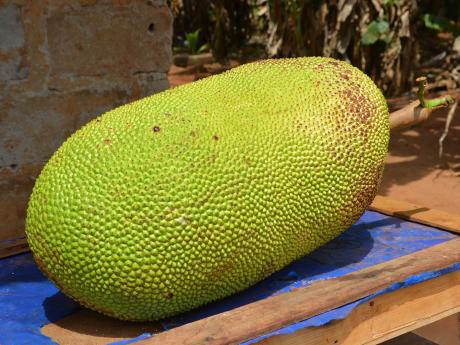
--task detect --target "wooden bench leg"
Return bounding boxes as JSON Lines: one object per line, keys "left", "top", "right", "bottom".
{"left": 413, "top": 313, "right": 460, "bottom": 345}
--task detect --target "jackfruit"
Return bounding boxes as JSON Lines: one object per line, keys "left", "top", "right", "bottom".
{"left": 26, "top": 57, "right": 389, "bottom": 321}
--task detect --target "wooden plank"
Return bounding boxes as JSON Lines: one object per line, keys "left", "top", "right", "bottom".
{"left": 370, "top": 196, "right": 460, "bottom": 234}
{"left": 413, "top": 313, "right": 460, "bottom": 345}
{"left": 135, "top": 238, "right": 460, "bottom": 345}
{"left": 0, "top": 238, "right": 29, "bottom": 259}
{"left": 41, "top": 309, "right": 164, "bottom": 345}
{"left": 255, "top": 270, "right": 460, "bottom": 345}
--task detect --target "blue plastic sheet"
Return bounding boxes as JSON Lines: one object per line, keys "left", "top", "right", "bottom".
{"left": 1, "top": 210, "right": 458, "bottom": 345}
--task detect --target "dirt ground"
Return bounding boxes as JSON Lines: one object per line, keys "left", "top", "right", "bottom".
{"left": 168, "top": 65, "right": 460, "bottom": 215}
{"left": 381, "top": 103, "right": 460, "bottom": 214}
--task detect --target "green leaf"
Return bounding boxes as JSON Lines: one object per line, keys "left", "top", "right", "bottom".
{"left": 377, "top": 20, "right": 389, "bottom": 34}
{"left": 197, "top": 43, "right": 210, "bottom": 54}
{"left": 361, "top": 19, "right": 389, "bottom": 45}
{"left": 185, "top": 29, "right": 201, "bottom": 54}
{"left": 422, "top": 14, "right": 460, "bottom": 36}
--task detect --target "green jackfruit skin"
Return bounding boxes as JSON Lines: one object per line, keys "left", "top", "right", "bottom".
{"left": 26, "top": 57, "right": 389, "bottom": 321}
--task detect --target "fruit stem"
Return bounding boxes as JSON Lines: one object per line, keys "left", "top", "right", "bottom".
{"left": 390, "top": 77, "right": 456, "bottom": 130}
{"left": 416, "top": 76, "right": 454, "bottom": 109}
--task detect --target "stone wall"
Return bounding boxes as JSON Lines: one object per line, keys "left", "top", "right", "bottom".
{"left": 0, "top": 0, "right": 173, "bottom": 241}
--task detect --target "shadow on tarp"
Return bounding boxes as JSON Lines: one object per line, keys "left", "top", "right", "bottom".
{"left": 43, "top": 291, "right": 80, "bottom": 322}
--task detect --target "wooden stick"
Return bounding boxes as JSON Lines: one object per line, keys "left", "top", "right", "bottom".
{"left": 135, "top": 238, "right": 460, "bottom": 345}
{"left": 370, "top": 196, "right": 460, "bottom": 235}
{"left": 439, "top": 99, "right": 458, "bottom": 158}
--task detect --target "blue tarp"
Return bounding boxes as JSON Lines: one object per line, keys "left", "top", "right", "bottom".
{"left": 1, "top": 210, "right": 458, "bottom": 345}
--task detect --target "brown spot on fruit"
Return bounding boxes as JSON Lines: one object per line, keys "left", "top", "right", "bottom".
{"left": 314, "top": 63, "right": 324, "bottom": 71}
{"left": 339, "top": 89, "right": 374, "bottom": 129}
{"left": 210, "top": 259, "right": 237, "bottom": 281}
{"left": 153, "top": 126, "right": 161, "bottom": 133}
{"left": 103, "top": 139, "right": 111, "bottom": 145}
{"left": 212, "top": 134, "right": 219, "bottom": 141}
{"left": 166, "top": 292, "right": 174, "bottom": 299}
{"left": 342, "top": 89, "right": 352, "bottom": 98}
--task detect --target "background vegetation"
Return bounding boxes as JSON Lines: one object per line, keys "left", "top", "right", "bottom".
{"left": 168, "top": 0, "right": 460, "bottom": 97}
